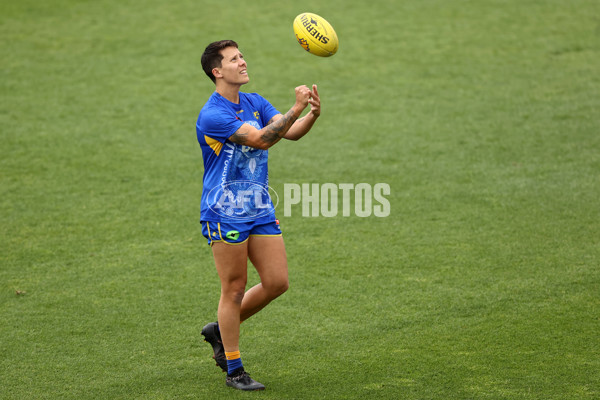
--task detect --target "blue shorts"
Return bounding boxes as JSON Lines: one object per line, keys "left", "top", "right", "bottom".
{"left": 201, "top": 219, "right": 282, "bottom": 245}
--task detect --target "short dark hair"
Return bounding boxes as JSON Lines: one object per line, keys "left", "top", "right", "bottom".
{"left": 201, "top": 40, "right": 239, "bottom": 83}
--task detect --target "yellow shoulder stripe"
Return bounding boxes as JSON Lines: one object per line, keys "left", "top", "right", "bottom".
{"left": 204, "top": 135, "right": 223, "bottom": 156}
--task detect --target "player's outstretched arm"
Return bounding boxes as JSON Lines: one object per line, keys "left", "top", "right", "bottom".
{"left": 284, "top": 84, "right": 320, "bottom": 141}
{"left": 229, "top": 86, "right": 311, "bottom": 150}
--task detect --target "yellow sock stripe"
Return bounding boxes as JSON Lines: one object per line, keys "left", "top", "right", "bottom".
{"left": 225, "top": 350, "right": 241, "bottom": 360}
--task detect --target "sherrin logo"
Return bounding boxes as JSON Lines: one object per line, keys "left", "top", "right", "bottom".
{"left": 299, "top": 14, "right": 330, "bottom": 45}
{"left": 293, "top": 12, "right": 339, "bottom": 57}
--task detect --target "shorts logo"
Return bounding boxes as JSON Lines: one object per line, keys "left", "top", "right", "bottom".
{"left": 225, "top": 230, "right": 240, "bottom": 241}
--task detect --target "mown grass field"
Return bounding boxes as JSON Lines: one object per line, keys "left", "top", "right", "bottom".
{"left": 1, "top": 0, "right": 599, "bottom": 398}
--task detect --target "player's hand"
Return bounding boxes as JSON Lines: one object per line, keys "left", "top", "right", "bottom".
{"left": 308, "top": 84, "right": 320, "bottom": 118}
{"left": 294, "top": 85, "right": 311, "bottom": 109}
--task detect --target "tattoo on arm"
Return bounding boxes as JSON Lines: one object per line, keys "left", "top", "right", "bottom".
{"left": 261, "top": 110, "right": 298, "bottom": 145}
{"left": 229, "top": 129, "right": 248, "bottom": 145}
{"left": 230, "top": 110, "right": 299, "bottom": 148}
{"left": 269, "top": 115, "right": 305, "bottom": 126}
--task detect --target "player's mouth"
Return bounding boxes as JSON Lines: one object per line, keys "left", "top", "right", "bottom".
{"left": 240, "top": 69, "right": 247, "bottom": 75}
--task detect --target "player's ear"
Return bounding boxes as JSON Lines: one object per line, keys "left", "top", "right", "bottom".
{"left": 212, "top": 67, "right": 222, "bottom": 80}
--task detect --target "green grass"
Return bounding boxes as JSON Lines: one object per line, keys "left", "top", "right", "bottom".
{"left": 1, "top": 0, "right": 599, "bottom": 398}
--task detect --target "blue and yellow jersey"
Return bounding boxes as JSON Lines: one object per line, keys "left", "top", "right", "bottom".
{"left": 196, "top": 91, "right": 280, "bottom": 223}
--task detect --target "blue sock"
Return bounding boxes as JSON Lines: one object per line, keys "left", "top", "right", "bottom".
{"left": 225, "top": 351, "right": 243, "bottom": 375}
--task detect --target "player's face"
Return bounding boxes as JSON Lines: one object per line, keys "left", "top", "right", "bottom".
{"left": 215, "top": 46, "right": 249, "bottom": 85}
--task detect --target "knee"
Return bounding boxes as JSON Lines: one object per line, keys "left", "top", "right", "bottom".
{"left": 222, "top": 281, "right": 247, "bottom": 304}
{"left": 265, "top": 278, "right": 289, "bottom": 299}
{"left": 280, "top": 279, "right": 290, "bottom": 295}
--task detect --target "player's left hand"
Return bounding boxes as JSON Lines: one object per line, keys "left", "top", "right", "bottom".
{"left": 308, "top": 84, "right": 320, "bottom": 117}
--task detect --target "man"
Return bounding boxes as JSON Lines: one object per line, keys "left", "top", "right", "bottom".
{"left": 196, "top": 40, "right": 320, "bottom": 391}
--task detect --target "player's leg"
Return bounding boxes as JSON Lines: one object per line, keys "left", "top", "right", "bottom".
{"left": 241, "top": 235, "right": 289, "bottom": 322}
{"left": 212, "top": 240, "right": 266, "bottom": 390}
{"left": 211, "top": 241, "right": 249, "bottom": 353}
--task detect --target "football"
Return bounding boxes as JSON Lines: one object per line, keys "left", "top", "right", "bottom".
{"left": 293, "top": 12, "right": 339, "bottom": 57}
